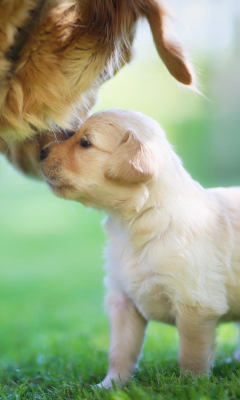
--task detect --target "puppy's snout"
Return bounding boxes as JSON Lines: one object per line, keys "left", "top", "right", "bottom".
{"left": 40, "top": 146, "right": 49, "bottom": 161}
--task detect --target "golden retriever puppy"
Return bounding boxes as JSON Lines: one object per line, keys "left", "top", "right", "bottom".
{"left": 0, "top": 0, "right": 193, "bottom": 177}
{"left": 40, "top": 109, "right": 240, "bottom": 388}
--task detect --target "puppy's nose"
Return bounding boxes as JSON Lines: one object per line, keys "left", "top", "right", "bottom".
{"left": 40, "top": 147, "right": 49, "bottom": 161}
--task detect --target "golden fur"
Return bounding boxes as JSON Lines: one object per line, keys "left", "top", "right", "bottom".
{"left": 0, "top": 0, "right": 193, "bottom": 177}
{"left": 40, "top": 109, "right": 240, "bottom": 388}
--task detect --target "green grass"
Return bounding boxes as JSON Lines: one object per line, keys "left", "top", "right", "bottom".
{"left": 0, "top": 37, "right": 240, "bottom": 398}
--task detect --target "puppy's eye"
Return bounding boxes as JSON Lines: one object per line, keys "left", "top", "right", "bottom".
{"left": 80, "top": 137, "right": 92, "bottom": 148}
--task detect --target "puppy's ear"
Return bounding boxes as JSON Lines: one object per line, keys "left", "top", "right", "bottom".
{"left": 105, "top": 130, "right": 158, "bottom": 184}
{"left": 145, "top": 0, "right": 193, "bottom": 85}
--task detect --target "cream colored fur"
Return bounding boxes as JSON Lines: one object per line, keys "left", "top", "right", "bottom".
{"left": 40, "top": 109, "right": 240, "bottom": 388}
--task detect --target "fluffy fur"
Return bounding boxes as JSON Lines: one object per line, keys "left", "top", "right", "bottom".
{"left": 0, "top": 0, "right": 193, "bottom": 177}
{"left": 39, "top": 109, "right": 240, "bottom": 388}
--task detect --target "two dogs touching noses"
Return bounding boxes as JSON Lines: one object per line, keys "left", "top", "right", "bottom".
{"left": 41, "top": 109, "right": 240, "bottom": 389}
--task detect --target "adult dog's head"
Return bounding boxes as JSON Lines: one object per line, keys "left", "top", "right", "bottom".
{"left": 0, "top": 0, "right": 194, "bottom": 179}
{"left": 0, "top": 0, "right": 193, "bottom": 145}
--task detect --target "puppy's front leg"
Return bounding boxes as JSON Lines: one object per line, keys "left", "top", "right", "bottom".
{"left": 177, "top": 308, "right": 217, "bottom": 376}
{"left": 98, "top": 289, "right": 147, "bottom": 389}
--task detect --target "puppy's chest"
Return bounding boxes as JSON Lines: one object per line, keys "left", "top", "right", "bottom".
{"left": 105, "top": 241, "right": 175, "bottom": 324}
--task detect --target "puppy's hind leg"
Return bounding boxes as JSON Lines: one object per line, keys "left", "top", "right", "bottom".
{"left": 97, "top": 289, "right": 147, "bottom": 389}
{"left": 177, "top": 308, "right": 217, "bottom": 376}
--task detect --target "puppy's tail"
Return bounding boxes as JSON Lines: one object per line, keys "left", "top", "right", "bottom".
{"left": 144, "top": 0, "right": 194, "bottom": 86}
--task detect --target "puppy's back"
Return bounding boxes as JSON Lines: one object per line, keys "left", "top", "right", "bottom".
{"left": 208, "top": 187, "right": 240, "bottom": 212}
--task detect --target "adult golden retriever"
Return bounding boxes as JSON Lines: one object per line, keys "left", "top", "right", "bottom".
{"left": 0, "top": 0, "right": 193, "bottom": 178}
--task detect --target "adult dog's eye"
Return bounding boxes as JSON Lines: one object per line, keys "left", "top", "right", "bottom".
{"left": 65, "top": 130, "right": 75, "bottom": 139}
{"left": 80, "top": 137, "right": 92, "bottom": 148}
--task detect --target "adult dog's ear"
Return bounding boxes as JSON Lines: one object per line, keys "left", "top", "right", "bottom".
{"left": 145, "top": 0, "right": 193, "bottom": 85}
{"left": 0, "top": 138, "right": 8, "bottom": 153}
{"left": 104, "top": 130, "right": 158, "bottom": 184}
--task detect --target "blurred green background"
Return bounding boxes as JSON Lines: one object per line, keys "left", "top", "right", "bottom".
{"left": 0, "top": 2, "right": 239, "bottom": 381}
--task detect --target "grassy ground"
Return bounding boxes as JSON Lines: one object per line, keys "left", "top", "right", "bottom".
{"left": 0, "top": 29, "right": 240, "bottom": 399}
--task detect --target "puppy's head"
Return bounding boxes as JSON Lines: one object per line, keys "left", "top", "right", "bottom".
{"left": 40, "top": 109, "right": 163, "bottom": 212}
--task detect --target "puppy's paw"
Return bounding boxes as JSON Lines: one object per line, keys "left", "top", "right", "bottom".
{"left": 96, "top": 374, "right": 128, "bottom": 389}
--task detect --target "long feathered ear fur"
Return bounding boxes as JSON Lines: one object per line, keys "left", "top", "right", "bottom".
{"left": 104, "top": 130, "right": 158, "bottom": 184}
{"left": 144, "top": 0, "right": 193, "bottom": 85}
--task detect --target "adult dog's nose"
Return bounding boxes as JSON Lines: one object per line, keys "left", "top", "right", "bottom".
{"left": 40, "top": 146, "right": 49, "bottom": 161}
